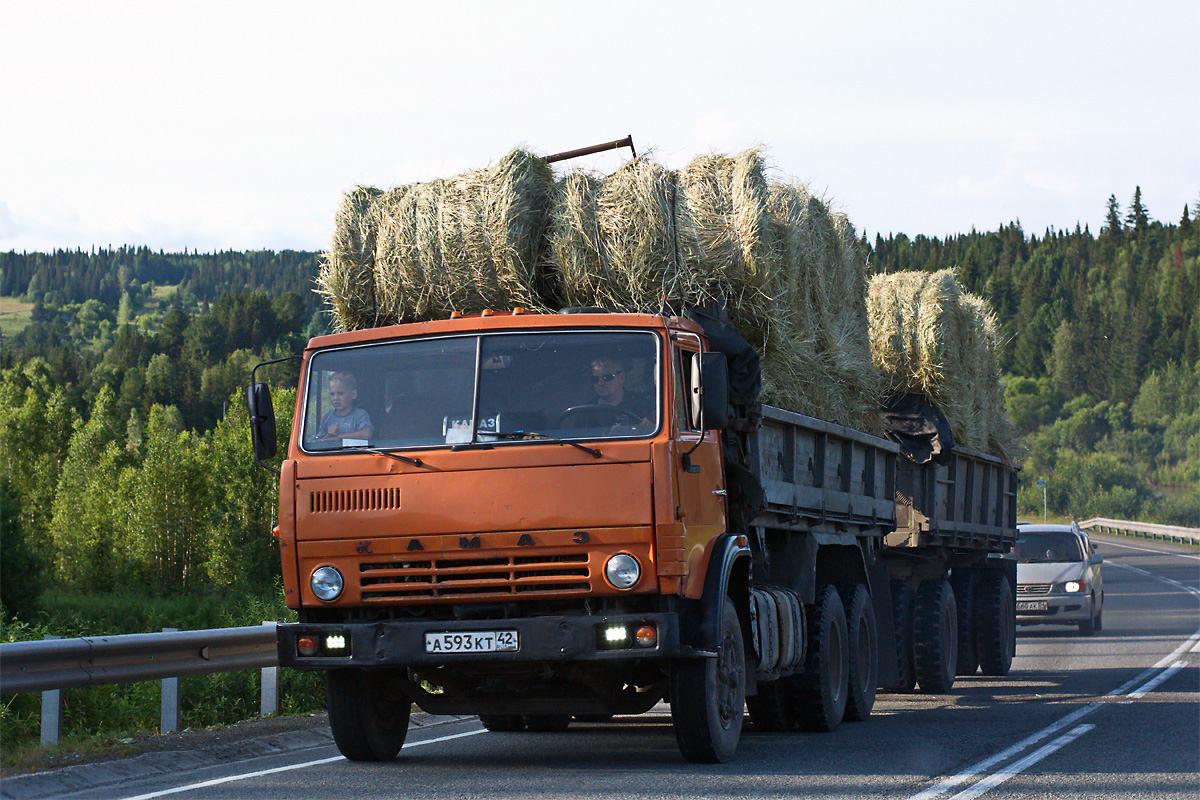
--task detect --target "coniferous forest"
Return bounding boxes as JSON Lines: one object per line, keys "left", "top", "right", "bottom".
{"left": 0, "top": 189, "right": 1196, "bottom": 759}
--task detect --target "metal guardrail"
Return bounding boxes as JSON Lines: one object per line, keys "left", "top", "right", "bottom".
{"left": 1080, "top": 517, "right": 1200, "bottom": 545}
{"left": 1, "top": 624, "right": 281, "bottom": 745}
{"left": 0, "top": 624, "right": 278, "bottom": 694}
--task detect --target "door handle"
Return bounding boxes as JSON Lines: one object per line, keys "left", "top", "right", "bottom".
{"left": 712, "top": 489, "right": 727, "bottom": 496}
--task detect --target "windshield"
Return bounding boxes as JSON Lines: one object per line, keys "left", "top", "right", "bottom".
{"left": 300, "top": 330, "right": 661, "bottom": 452}
{"left": 1015, "top": 531, "right": 1086, "bottom": 563}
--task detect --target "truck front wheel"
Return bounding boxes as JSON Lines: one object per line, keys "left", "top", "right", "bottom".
{"left": 326, "top": 669, "right": 411, "bottom": 761}
{"left": 671, "top": 597, "right": 746, "bottom": 763}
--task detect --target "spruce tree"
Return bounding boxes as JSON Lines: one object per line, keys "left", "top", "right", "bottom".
{"left": 1126, "top": 186, "right": 1150, "bottom": 237}
{"left": 1103, "top": 195, "right": 1123, "bottom": 241}
{"left": 1181, "top": 204, "right": 1193, "bottom": 235}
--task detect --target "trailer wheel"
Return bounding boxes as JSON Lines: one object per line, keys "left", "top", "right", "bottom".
{"left": 671, "top": 597, "right": 746, "bottom": 763}
{"left": 792, "top": 584, "right": 848, "bottom": 731}
{"left": 836, "top": 583, "right": 878, "bottom": 722}
{"left": 326, "top": 669, "right": 411, "bottom": 761}
{"left": 913, "top": 579, "right": 958, "bottom": 694}
{"left": 746, "top": 681, "right": 794, "bottom": 732}
{"left": 525, "top": 715, "right": 572, "bottom": 732}
{"left": 950, "top": 572, "right": 979, "bottom": 676}
{"left": 889, "top": 579, "right": 917, "bottom": 693}
{"left": 478, "top": 714, "right": 527, "bottom": 732}
{"left": 975, "top": 571, "right": 1014, "bottom": 676}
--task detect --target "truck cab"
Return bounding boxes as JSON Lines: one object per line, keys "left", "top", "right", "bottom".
{"left": 253, "top": 310, "right": 748, "bottom": 762}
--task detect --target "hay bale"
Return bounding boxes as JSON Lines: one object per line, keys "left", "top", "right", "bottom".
{"left": 324, "top": 148, "right": 555, "bottom": 329}
{"left": 866, "top": 269, "right": 1017, "bottom": 459}
{"left": 317, "top": 186, "right": 384, "bottom": 332}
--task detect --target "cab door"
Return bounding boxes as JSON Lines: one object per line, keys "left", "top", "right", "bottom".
{"left": 672, "top": 343, "right": 726, "bottom": 551}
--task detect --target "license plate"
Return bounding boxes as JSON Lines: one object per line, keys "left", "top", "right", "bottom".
{"left": 1016, "top": 600, "right": 1048, "bottom": 611}
{"left": 424, "top": 630, "right": 519, "bottom": 654}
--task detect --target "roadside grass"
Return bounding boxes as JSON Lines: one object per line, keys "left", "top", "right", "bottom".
{"left": 1, "top": 585, "right": 325, "bottom": 773}
{"left": 0, "top": 296, "right": 34, "bottom": 337}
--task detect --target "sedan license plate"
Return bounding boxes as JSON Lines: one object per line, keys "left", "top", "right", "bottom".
{"left": 1016, "top": 600, "right": 1048, "bottom": 611}
{"left": 425, "top": 630, "right": 519, "bottom": 654}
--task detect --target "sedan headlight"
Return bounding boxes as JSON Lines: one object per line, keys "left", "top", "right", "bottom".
{"left": 605, "top": 554, "right": 641, "bottom": 590}
{"left": 311, "top": 566, "right": 344, "bottom": 601}
{"left": 1062, "top": 579, "right": 1086, "bottom": 593}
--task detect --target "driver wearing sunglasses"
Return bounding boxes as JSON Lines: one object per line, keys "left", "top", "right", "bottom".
{"left": 590, "top": 358, "right": 651, "bottom": 424}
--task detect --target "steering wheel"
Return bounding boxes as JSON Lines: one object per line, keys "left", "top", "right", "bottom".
{"left": 556, "top": 404, "right": 643, "bottom": 429}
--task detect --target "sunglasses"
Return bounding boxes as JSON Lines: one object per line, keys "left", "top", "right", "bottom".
{"left": 591, "top": 371, "right": 623, "bottom": 384}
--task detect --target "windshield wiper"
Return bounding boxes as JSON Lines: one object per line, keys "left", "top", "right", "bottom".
{"left": 489, "top": 431, "right": 602, "bottom": 459}
{"left": 342, "top": 445, "right": 432, "bottom": 468}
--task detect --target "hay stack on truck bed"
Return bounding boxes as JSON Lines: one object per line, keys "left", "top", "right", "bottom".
{"left": 246, "top": 306, "right": 1017, "bottom": 764}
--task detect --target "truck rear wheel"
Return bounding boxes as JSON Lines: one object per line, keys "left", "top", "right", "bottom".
{"left": 525, "top": 715, "right": 572, "bottom": 732}
{"left": 913, "top": 579, "right": 958, "bottom": 694}
{"left": 326, "top": 669, "right": 411, "bottom": 761}
{"left": 975, "top": 571, "right": 1014, "bottom": 676}
{"left": 793, "top": 584, "right": 848, "bottom": 732}
{"left": 837, "top": 583, "right": 877, "bottom": 722}
{"left": 671, "top": 597, "right": 746, "bottom": 763}
{"left": 951, "top": 572, "right": 979, "bottom": 676}
{"left": 746, "top": 681, "right": 794, "bottom": 732}
{"left": 479, "top": 714, "right": 527, "bottom": 732}
{"left": 889, "top": 579, "right": 917, "bottom": 693}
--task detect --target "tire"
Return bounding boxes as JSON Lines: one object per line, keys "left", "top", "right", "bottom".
{"left": 836, "top": 583, "right": 878, "bottom": 722}
{"left": 913, "top": 579, "right": 957, "bottom": 694}
{"left": 1094, "top": 596, "right": 1103, "bottom": 632}
{"left": 792, "top": 584, "right": 848, "bottom": 732}
{"left": 326, "top": 669, "right": 411, "bottom": 761}
{"left": 746, "top": 680, "right": 794, "bottom": 732}
{"left": 975, "top": 571, "right": 1015, "bottom": 676}
{"left": 950, "top": 572, "right": 979, "bottom": 676}
{"left": 889, "top": 579, "right": 917, "bottom": 693}
{"left": 479, "top": 714, "right": 527, "bottom": 732}
{"left": 671, "top": 597, "right": 746, "bottom": 763}
{"left": 1078, "top": 595, "right": 1096, "bottom": 636}
{"left": 525, "top": 715, "right": 572, "bottom": 732}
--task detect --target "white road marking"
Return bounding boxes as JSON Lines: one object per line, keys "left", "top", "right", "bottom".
{"left": 117, "top": 728, "right": 487, "bottom": 800}
{"left": 944, "top": 725, "right": 1096, "bottom": 800}
{"left": 906, "top": 704, "right": 1101, "bottom": 800}
{"left": 1106, "top": 629, "right": 1200, "bottom": 696}
{"left": 1097, "top": 538, "right": 1200, "bottom": 560}
{"left": 1108, "top": 561, "right": 1200, "bottom": 598}
{"left": 1125, "top": 660, "right": 1188, "bottom": 699}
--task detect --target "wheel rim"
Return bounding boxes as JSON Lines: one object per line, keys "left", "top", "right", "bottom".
{"left": 716, "top": 628, "right": 742, "bottom": 729}
{"left": 829, "top": 618, "right": 845, "bottom": 705}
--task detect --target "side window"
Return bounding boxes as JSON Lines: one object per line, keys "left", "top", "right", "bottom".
{"left": 675, "top": 348, "right": 697, "bottom": 432}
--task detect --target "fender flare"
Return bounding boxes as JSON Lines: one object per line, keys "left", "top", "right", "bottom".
{"left": 678, "top": 534, "right": 752, "bottom": 657}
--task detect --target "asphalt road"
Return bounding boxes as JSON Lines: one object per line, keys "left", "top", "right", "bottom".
{"left": 5, "top": 533, "right": 1196, "bottom": 800}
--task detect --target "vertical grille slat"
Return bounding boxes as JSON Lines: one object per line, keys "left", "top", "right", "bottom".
{"left": 309, "top": 488, "right": 401, "bottom": 513}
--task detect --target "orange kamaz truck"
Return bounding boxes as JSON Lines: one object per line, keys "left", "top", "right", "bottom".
{"left": 247, "top": 306, "right": 1017, "bottom": 763}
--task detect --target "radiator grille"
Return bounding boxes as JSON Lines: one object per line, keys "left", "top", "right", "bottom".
{"left": 1017, "top": 583, "right": 1052, "bottom": 596}
{"left": 310, "top": 488, "right": 400, "bottom": 514}
{"left": 358, "top": 553, "right": 591, "bottom": 601}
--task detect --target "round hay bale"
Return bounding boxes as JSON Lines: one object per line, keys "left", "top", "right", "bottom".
{"left": 318, "top": 186, "right": 384, "bottom": 331}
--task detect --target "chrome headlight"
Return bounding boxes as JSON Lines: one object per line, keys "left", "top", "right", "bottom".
{"left": 605, "top": 554, "right": 641, "bottom": 590}
{"left": 1062, "top": 580, "right": 1085, "bottom": 593}
{"left": 311, "top": 566, "right": 344, "bottom": 601}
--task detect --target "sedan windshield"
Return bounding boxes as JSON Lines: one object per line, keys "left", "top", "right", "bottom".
{"left": 1015, "top": 531, "right": 1086, "bottom": 563}
{"left": 300, "top": 330, "right": 660, "bottom": 452}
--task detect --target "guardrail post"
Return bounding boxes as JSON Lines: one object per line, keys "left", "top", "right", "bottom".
{"left": 40, "top": 635, "right": 63, "bottom": 746}
{"left": 261, "top": 621, "right": 278, "bottom": 717}
{"left": 161, "top": 627, "right": 180, "bottom": 734}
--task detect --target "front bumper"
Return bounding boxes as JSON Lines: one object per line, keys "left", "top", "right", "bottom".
{"left": 278, "top": 612, "right": 697, "bottom": 669}
{"left": 1015, "top": 592, "right": 1092, "bottom": 624}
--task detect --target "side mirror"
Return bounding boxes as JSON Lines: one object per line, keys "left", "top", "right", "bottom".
{"left": 246, "top": 382, "right": 278, "bottom": 463}
{"left": 695, "top": 352, "right": 729, "bottom": 431}
{"left": 1089, "top": 552, "right": 1103, "bottom": 565}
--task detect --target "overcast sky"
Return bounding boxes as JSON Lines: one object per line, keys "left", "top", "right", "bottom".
{"left": 2, "top": 0, "right": 1196, "bottom": 254}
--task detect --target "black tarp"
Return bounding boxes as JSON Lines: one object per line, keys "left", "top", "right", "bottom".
{"left": 880, "top": 393, "right": 955, "bottom": 465}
